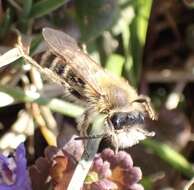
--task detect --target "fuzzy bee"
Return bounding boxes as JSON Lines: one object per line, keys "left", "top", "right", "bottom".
{"left": 39, "top": 28, "right": 156, "bottom": 151}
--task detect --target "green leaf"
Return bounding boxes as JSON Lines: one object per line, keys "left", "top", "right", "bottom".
{"left": 0, "top": 85, "right": 84, "bottom": 117}
{"left": 129, "top": 16, "right": 142, "bottom": 86}
{"left": 30, "top": 34, "right": 43, "bottom": 55}
{"left": 22, "top": 0, "right": 33, "bottom": 18}
{"left": 30, "top": 0, "right": 68, "bottom": 18}
{"left": 19, "top": 0, "right": 33, "bottom": 32}
{"left": 141, "top": 176, "right": 154, "bottom": 190}
{"left": 105, "top": 53, "right": 124, "bottom": 76}
{"left": 143, "top": 139, "right": 194, "bottom": 177}
{"left": 75, "top": 0, "right": 119, "bottom": 41}
{"left": 111, "top": 5, "right": 135, "bottom": 84}
{"left": 129, "top": 0, "right": 153, "bottom": 86}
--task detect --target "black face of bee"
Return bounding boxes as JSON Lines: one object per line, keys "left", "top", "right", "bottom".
{"left": 110, "top": 111, "right": 145, "bottom": 130}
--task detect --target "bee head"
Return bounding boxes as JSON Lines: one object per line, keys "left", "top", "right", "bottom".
{"left": 110, "top": 111, "right": 145, "bottom": 130}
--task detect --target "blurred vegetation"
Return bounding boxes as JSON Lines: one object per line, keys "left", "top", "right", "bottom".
{"left": 0, "top": 0, "right": 194, "bottom": 189}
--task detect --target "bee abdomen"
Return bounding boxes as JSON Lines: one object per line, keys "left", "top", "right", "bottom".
{"left": 68, "top": 88, "right": 84, "bottom": 100}
{"left": 65, "top": 70, "right": 85, "bottom": 88}
{"left": 40, "top": 51, "right": 87, "bottom": 100}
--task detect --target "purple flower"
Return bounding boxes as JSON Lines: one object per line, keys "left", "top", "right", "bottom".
{"left": 0, "top": 143, "right": 31, "bottom": 190}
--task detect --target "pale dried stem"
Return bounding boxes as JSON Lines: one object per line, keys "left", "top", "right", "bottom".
{"left": 67, "top": 115, "right": 106, "bottom": 190}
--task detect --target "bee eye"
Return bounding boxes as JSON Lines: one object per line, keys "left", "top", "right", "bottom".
{"left": 127, "top": 113, "right": 135, "bottom": 123}
{"left": 110, "top": 112, "right": 145, "bottom": 130}
{"left": 110, "top": 112, "right": 127, "bottom": 129}
{"left": 138, "top": 112, "right": 145, "bottom": 123}
{"left": 127, "top": 112, "right": 145, "bottom": 125}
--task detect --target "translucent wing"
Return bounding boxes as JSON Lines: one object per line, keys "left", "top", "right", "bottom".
{"left": 42, "top": 28, "right": 107, "bottom": 97}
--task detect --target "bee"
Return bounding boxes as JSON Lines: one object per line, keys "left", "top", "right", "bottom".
{"left": 40, "top": 28, "right": 156, "bottom": 151}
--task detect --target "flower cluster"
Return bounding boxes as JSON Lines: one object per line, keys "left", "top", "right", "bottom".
{"left": 84, "top": 148, "right": 143, "bottom": 190}
{"left": 32, "top": 135, "right": 144, "bottom": 190}
{"left": 0, "top": 138, "right": 144, "bottom": 190}
{"left": 0, "top": 143, "right": 31, "bottom": 190}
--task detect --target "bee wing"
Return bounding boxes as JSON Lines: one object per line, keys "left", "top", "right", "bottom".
{"left": 42, "top": 28, "right": 106, "bottom": 97}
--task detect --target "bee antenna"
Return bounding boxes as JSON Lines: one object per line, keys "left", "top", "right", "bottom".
{"left": 74, "top": 134, "right": 105, "bottom": 140}
{"left": 132, "top": 96, "right": 157, "bottom": 120}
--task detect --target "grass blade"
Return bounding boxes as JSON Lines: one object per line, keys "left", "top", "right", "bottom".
{"left": 0, "top": 85, "right": 84, "bottom": 117}
{"left": 30, "top": 0, "right": 68, "bottom": 18}
{"left": 0, "top": 48, "right": 22, "bottom": 68}
{"left": 143, "top": 139, "right": 194, "bottom": 178}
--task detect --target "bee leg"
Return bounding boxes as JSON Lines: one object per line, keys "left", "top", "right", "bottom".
{"left": 133, "top": 95, "right": 157, "bottom": 120}
{"left": 107, "top": 118, "right": 119, "bottom": 154}
{"left": 111, "top": 133, "right": 119, "bottom": 154}
{"left": 76, "top": 110, "right": 92, "bottom": 156}
{"left": 77, "top": 108, "right": 97, "bottom": 136}
{"left": 141, "top": 95, "right": 157, "bottom": 120}
{"left": 77, "top": 111, "right": 90, "bottom": 137}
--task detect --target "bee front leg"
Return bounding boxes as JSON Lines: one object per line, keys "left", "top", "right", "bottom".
{"left": 76, "top": 111, "right": 90, "bottom": 158}
{"left": 77, "top": 109, "right": 99, "bottom": 158}
{"left": 77, "top": 111, "right": 90, "bottom": 137}
{"left": 77, "top": 108, "right": 98, "bottom": 137}
{"left": 111, "top": 133, "right": 119, "bottom": 154}
{"left": 107, "top": 118, "right": 119, "bottom": 153}
{"left": 77, "top": 112, "right": 90, "bottom": 137}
